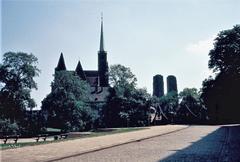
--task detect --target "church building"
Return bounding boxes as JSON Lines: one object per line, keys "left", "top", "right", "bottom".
{"left": 54, "top": 17, "right": 110, "bottom": 103}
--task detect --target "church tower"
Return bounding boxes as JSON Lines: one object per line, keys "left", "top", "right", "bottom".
{"left": 98, "top": 16, "right": 109, "bottom": 87}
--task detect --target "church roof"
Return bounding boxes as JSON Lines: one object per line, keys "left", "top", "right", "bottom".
{"left": 75, "top": 61, "right": 86, "bottom": 80}
{"left": 55, "top": 53, "right": 67, "bottom": 71}
{"left": 84, "top": 70, "right": 99, "bottom": 77}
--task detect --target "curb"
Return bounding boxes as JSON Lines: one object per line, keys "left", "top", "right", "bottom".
{"left": 45, "top": 126, "right": 190, "bottom": 162}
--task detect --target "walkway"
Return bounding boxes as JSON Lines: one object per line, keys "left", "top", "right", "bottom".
{"left": 1, "top": 125, "right": 188, "bottom": 162}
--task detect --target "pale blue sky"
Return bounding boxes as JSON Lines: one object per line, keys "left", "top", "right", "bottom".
{"left": 1, "top": 0, "right": 240, "bottom": 109}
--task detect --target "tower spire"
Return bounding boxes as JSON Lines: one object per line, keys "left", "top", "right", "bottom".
{"left": 75, "top": 60, "right": 86, "bottom": 80}
{"left": 55, "top": 52, "right": 66, "bottom": 71}
{"left": 99, "top": 13, "right": 105, "bottom": 52}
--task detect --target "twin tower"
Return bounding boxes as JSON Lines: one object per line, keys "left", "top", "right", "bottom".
{"left": 153, "top": 75, "right": 178, "bottom": 98}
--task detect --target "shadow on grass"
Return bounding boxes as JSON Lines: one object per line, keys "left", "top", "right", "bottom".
{"left": 159, "top": 125, "right": 240, "bottom": 162}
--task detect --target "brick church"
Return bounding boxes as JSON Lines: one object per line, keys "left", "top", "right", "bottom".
{"left": 54, "top": 17, "right": 110, "bottom": 103}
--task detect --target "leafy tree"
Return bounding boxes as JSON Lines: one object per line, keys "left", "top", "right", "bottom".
{"left": 109, "top": 64, "right": 137, "bottom": 97}
{"left": 159, "top": 91, "right": 178, "bottom": 123}
{"left": 103, "top": 64, "right": 150, "bottom": 127}
{"left": 104, "top": 88, "right": 150, "bottom": 127}
{"left": 0, "top": 52, "right": 40, "bottom": 123}
{"left": 0, "top": 119, "right": 20, "bottom": 135}
{"left": 179, "top": 88, "right": 199, "bottom": 100}
{"left": 178, "top": 88, "right": 206, "bottom": 123}
{"left": 41, "top": 71, "right": 98, "bottom": 132}
{"left": 201, "top": 25, "right": 240, "bottom": 123}
{"left": 208, "top": 25, "right": 240, "bottom": 73}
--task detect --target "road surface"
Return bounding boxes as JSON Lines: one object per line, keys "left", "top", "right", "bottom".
{"left": 55, "top": 125, "right": 240, "bottom": 162}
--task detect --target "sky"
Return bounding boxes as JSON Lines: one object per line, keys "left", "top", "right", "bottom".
{"left": 1, "top": 0, "right": 240, "bottom": 109}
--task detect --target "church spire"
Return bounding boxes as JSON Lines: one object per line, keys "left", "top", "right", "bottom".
{"left": 55, "top": 52, "right": 66, "bottom": 71}
{"left": 99, "top": 13, "right": 105, "bottom": 52}
{"left": 75, "top": 60, "right": 86, "bottom": 80}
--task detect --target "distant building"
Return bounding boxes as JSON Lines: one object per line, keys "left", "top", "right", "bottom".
{"left": 54, "top": 17, "right": 109, "bottom": 103}
{"left": 167, "top": 75, "right": 178, "bottom": 93}
{"left": 153, "top": 74, "right": 164, "bottom": 97}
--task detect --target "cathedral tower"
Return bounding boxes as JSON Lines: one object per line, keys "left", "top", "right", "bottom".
{"left": 167, "top": 75, "right": 178, "bottom": 93}
{"left": 98, "top": 16, "right": 109, "bottom": 87}
{"left": 153, "top": 74, "right": 164, "bottom": 97}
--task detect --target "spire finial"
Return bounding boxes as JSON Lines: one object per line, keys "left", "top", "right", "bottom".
{"left": 99, "top": 13, "right": 105, "bottom": 52}
{"left": 101, "top": 12, "right": 103, "bottom": 22}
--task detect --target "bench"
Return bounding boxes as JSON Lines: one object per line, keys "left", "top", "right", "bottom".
{"left": 3, "top": 135, "right": 20, "bottom": 144}
{"left": 35, "top": 134, "right": 48, "bottom": 142}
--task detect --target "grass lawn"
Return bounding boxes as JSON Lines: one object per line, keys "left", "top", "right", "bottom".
{"left": 1, "top": 127, "right": 147, "bottom": 150}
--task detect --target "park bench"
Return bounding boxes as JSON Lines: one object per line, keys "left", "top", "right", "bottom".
{"left": 35, "top": 134, "right": 48, "bottom": 142}
{"left": 3, "top": 135, "right": 20, "bottom": 144}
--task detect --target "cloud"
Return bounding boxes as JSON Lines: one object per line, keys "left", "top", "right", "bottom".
{"left": 185, "top": 35, "right": 216, "bottom": 55}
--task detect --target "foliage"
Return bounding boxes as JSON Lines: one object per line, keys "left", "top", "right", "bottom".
{"left": 208, "top": 25, "right": 240, "bottom": 73}
{"left": 104, "top": 64, "right": 150, "bottom": 128}
{"left": 41, "top": 71, "right": 98, "bottom": 132}
{"left": 0, "top": 119, "right": 20, "bottom": 136}
{"left": 19, "top": 111, "right": 46, "bottom": 136}
{"left": 178, "top": 88, "right": 206, "bottom": 123}
{"left": 179, "top": 88, "right": 200, "bottom": 100}
{"left": 201, "top": 25, "right": 240, "bottom": 123}
{"left": 109, "top": 64, "right": 137, "bottom": 97}
{"left": 149, "top": 88, "right": 207, "bottom": 124}
{"left": 104, "top": 88, "right": 150, "bottom": 127}
{"left": 160, "top": 91, "right": 178, "bottom": 110}
{"left": 158, "top": 91, "right": 178, "bottom": 123}
{"left": 0, "top": 52, "right": 40, "bottom": 124}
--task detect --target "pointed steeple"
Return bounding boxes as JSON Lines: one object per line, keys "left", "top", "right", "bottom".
{"left": 55, "top": 53, "right": 66, "bottom": 71}
{"left": 99, "top": 14, "right": 105, "bottom": 52}
{"left": 75, "top": 60, "right": 86, "bottom": 80}
{"left": 98, "top": 13, "right": 109, "bottom": 87}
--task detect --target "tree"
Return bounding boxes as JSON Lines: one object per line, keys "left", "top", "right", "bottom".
{"left": 41, "top": 71, "right": 98, "bottom": 132}
{"left": 178, "top": 88, "right": 206, "bottom": 123}
{"left": 179, "top": 88, "right": 199, "bottom": 100}
{"left": 201, "top": 25, "right": 240, "bottom": 123}
{"left": 109, "top": 64, "right": 137, "bottom": 97}
{"left": 0, "top": 119, "right": 20, "bottom": 135}
{"left": 103, "top": 64, "right": 150, "bottom": 127}
{"left": 103, "top": 88, "right": 150, "bottom": 127}
{"left": 208, "top": 25, "right": 240, "bottom": 74}
{"left": 0, "top": 52, "right": 40, "bottom": 123}
{"left": 159, "top": 91, "right": 178, "bottom": 123}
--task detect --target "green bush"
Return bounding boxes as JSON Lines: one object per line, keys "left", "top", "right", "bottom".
{"left": 0, "top": 119, "right": 20, "bottom": 135}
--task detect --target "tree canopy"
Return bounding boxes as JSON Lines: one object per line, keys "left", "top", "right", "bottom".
{"left": 109, "top": 64, "right": 137, "bottom": 97}
{"left": 103, "top": 64, "right": 150, "bottom": 127}
{"left": 41, "top": 71, "right": 98, "bottom": 132}
{"left": 208, "top": 25, "right": 240, "bottom": 74}
{"left": 0, "top": 52, "right": 40, "bottom": 122}
{"left": 178, "top": 88, "right": 206, "bottom": 123}
{"left": 201, "top": 25, "right": 240, "bottom": 123}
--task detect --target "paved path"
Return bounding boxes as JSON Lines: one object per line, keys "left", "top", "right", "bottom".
{"left": 55, "top": 125, "right": 240, "bottom": 162}
{"left": 1, "top": 125, "right": 188, "bottom": 162}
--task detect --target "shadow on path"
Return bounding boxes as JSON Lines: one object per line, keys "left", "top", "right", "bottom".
{"left": 159, "top": 125, "right": 240, "bottom": 162}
